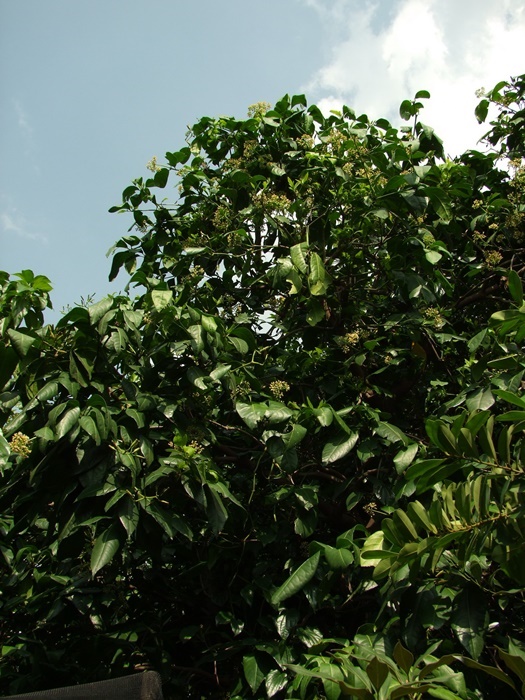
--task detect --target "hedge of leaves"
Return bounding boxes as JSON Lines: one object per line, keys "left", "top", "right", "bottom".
{"left": 2, "top": 76, "right": 525, "bottom": 698}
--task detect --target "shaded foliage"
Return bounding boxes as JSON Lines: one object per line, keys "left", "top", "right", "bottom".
{"left": 2, "top": 76, "right": 525, "bottom": 698}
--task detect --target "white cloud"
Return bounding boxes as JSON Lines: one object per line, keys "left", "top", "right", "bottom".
{"left": 13, "top": 99, "right": 33, "bottom": 137}
{"left": 304, "top": 0, "right": 525, "bottom": 156}
{"left": 0, "top": 207, "right": 47, "bottom": 243}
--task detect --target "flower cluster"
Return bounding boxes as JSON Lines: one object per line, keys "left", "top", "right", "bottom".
{"left": 423, "top": 306, "right": 445, "bottom": 330}
{"left": 243, "top": 140, "right": 258, "bottom": 159}
{"left": 337, "top": 331, "right": 361, "bottom": 353}
{"left": 363, "top": 501, "right": 378, "bottom": 516}
{"left": 233, "top": 379, "right": 251, "bottom": 398}
{"left": 324, "top": 128, "right": 346, "bottom": 154}
{"left": 296, "top": 134, "right": 314, "bottom": 150}
{"left": 146, "top": 156, "right": 162, "bottom": 173}
{"left": 508, "top": 160, "right": 525, "bottom": 216}
{"left": 247, "top": 102, "right": 271, "bottom": 119}
{"left": 227, "top": 230, "right": 244, "bottom": 247}
{"left": 268, "top": 294, "right": 285, "bottom": 310}
{"left": 212, "top": 205, "right": 231, "bottom": 232}
{"left": 484, "top": 250, "right": 503, "bottom": 269}
{"left": 505, "top": 211, "right": 525, "bottom": 242}
{"left": 9, "top": 432, "right": 31, "bottom": 459}
{"left": 187, "top": 265, "right": 205, "bottom": 284}
{"left": 269, "top": 380, "right": 290, "bottom": 400}
{"left": 498, "top": 93, "right": 515, "bottom": 107}
{"left": 252, "top": 190, "right": 291, "bottom": 214}
{"left": 223, "top": 156, "right": 243, "bottom": 172}
{"left": 187, "top": 440, "right": 204, "bottom": 455}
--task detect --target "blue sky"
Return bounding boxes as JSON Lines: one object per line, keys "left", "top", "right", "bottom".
{"left": 2, "top": 0, "right": 525, "bottom": 321}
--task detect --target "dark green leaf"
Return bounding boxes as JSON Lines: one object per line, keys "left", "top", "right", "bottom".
{"left": 265, "top": 400, "right": 293, "bottom": 423}
{"left": 468, "top": 328, "right": 488, "bottom": 353}
{"left": 323, "top": 545, "right": 353, "bottom": 570}
{"left": 243, "top": 654, "right": 265, "bottom": 693}
{"left": 265, "top": 669, "right": 288, "bottom": 697}
{"left": 508, "top": 270, "right": 523, "bottom": 306}
{"left": 423, "top": 187, "right": 452, "bottom": 223}
{"left": 400, "top": 100, "right": 413, "bottom": 121}
{"left": 56, "top": 406, "right": 81, "bottom": 440}
{"left": 322, "top": 431, "right": 358, "bottom": 464}
{"left": 375, "top": 422, "right": 408, "bottom": 445}
{"left": 205, "top": 486, "right": 228, "bottom": 534}
{"left": 365, "top": 657, "right": 389, "bottom": 691}
{"left": 451, "top": 587, "right": 488, "bottom": 659}
{"left": 393, "top": 641, "right": 414, "bottom": 673}
{"left": 236, "top": 401, "right": 266, "bottom": 429}
{"left": 7, "top": 329, "right": 36, "bottom": 357}
{"left": 91, "top": 524, "right": 121, "bottom": 575}
{"left": 393, "top": 444, "right": 418, "bottom": 473}
{"left": 229, "top": 336, "right": 249, "bottom": 354}
{"left": 117, "top": 498, "right": 139, "bottom": 538}
{"left": 271, "top": 552, "right": 320, "bottom": 605}
{"left": 88, "top": 297, "right": 114, "bottom": 324}
{"left": 475, "top": 99, "right": 489, "bottom": 123}
{"left": 465, "top": 388, "right": 494, "bottom": 412}
{"left": 143, "top": 500, "right": 192, "bottom": 540}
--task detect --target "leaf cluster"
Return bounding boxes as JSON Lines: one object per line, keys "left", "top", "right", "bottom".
{"left": 2, "top": 78, "right": 525, "bottom": 698}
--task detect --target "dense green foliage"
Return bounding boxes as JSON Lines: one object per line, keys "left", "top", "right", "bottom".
{"left": 2, "top": 75, "right": 525, "bottom": 699}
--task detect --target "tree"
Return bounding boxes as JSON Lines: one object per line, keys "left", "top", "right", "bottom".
{"left": 2, "top": 76, "right": 525, "bottom": 699}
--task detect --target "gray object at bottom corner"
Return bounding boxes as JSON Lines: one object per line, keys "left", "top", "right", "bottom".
{"left": 3, "top": 671, "right": 163, "bottom": 700}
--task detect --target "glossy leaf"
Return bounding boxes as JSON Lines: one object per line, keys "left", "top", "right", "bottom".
{"left": 375, "top": 422, "right": 408, "bottom": 445}
{"left": 7, "top": 329, "right": 36, "bottom": 357}
{"left": 451, "top": 587, "right": 488, "bottom": 659}
{"left": 117, "top": 497, "right": 139, "bottom": 538}
{"left": 322, "top": 431, "right": 358, "bottom": 464}
{"left": 394, "top": 444, "right": 418, "bottom": 473}
{"left": 271, "top": 552, "right": 320, "bottom": 606}
{"left": 290, "top": 242, "right": 308, "bottom": 274}
{"left": 243, "top": 654, "right": 265, "bottom": 693}
{"left": 91, "top": 524, "right": 121, "bottom": 575}
{"left": 323, "top": 545, "right": 353, "bottom": 570}
{"left": 55, "top": 406, "right": 81, "bottom": 440}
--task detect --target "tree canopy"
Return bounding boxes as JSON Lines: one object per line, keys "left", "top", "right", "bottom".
{"left": 2, "top": 75, "right": 525, "bottom": 699}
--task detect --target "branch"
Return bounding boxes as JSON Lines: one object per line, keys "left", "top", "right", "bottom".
{"left": 456, "top": 279, "right": 502, "bottom": 309}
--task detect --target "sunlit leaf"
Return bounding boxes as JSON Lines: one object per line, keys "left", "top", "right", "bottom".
{"left": 290, "top": 242, "right": 308, "bottom": 273}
